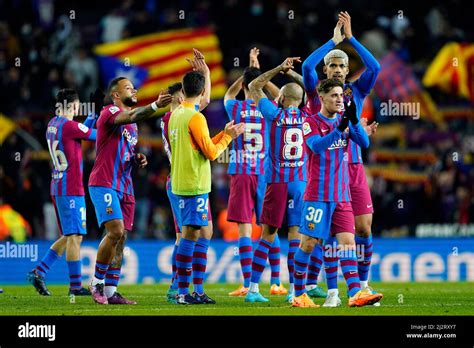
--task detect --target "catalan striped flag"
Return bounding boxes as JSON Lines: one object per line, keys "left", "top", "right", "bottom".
{"left": 423, "top": 42, "right": 474, "bottom": 104}
{"left": 374, "top": 51, "right": 441, "bottom": 122}
{"left": 94, "top": 27, "right": 226, "bottom": 106}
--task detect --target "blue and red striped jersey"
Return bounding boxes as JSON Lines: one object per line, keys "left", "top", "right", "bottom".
{"left": 89, "top": 104, "right": 138, "bottom": 195}
{"left": 306, "top": 83, "right": 364, "bottom": 164}
{"left": 46, "top": 116, "right": 95, "bottom": 196}
{"left": 303, "top": 112, "right": 351, "bottom": 202}
{"left": 258, "top": 98, "right": 307, "bottom": 183}
{"left": 224, "top": 99, "right": 266, "bottom": 175}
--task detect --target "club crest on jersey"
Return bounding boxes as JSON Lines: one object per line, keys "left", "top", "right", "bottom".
{"left": 106, "top": 207, "right": 113, "bottom": 215}
{"left": 344, "top": 87, "right": 353, "bottom": 98}
{"left": 303, "top": 122, "right": 312, "bottom": 135}
{"left": 308, "top": 223, "right": 315, "bottom": 230}
{"left": 202, "top": 213, "right": 207, "bottom": 220}
{"left": 82, "top": 221, "right": 86, "bottom": 228}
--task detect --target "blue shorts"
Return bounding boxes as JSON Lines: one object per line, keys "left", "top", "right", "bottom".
{"left": 260, "top": 180, "right": 305, "bottom": 228}
{"left": 175, "top": 193, "right": 210, "bottom": 227}
{"left": 89, "top": 186, "right": 136, "bottom": 231}
{"left": 166, "top": 178, "right": 182, "bottom": 233}
{"left": 300, "top": 201, "right": 355, "bottom": 239}
{"left": 51, "top": 195, "right": 86, "bottom": 236}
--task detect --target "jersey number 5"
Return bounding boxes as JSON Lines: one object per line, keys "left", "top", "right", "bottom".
{"left": 243, "top": 123, "right": 263, "bottom": 153}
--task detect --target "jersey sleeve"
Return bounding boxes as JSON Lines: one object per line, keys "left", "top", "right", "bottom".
{"left": 64, "top": 120, "right": 95, "bottom": 141}
{"left": 258, "top": 98, "right": 280, "bottom": 121}
{"left": 224, "top": 100, "right": 238, "bottom": 121}
{"left": 101, "top": 105, "right": 122, "bottom": 125}
{"left": 303, "top": 117, "right": 342, "bottom": 154}
{"left": 188, "top": 113, "right": 233, "bottom": 161}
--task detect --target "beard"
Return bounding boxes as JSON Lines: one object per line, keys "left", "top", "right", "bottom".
{"left": 123, "top": 96, "right": 137, "bottom": 107}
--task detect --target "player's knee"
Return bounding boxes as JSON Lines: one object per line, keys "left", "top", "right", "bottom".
{"left": 107, "top": 227, "right": 124, "bottom": 241}
{"left": 355, "top": 216, "right": 372, "bottom": 237}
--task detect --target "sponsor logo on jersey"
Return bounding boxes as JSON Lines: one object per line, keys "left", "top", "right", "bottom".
{"left": 109, "top": 106, "right": 120, "bottom": 114}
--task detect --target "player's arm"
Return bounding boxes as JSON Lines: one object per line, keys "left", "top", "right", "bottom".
{"left": 66, "top": 121, "right": 97, "bottom": 141}
{"left": 305, "top": 127, "right": 344, "bottom": 154}
{"left": 224, "top": 76, "right": 243, "bottom": 105}
{"left": 113, "top": 91, "right": 172, "bottom": 125}
{"left": 284, "top": 69, "right": 305, "bottom": 89}
{"left": 302, "top": 21, "right": 344, "bottom": 94}
{"left": 249, "top": 57, "right": 300, "bottom": 105}
{"left": 186, "top": 48, "right": 211, "bottom": 111}
{"left": 344, "top": 98, "right": 370, "bottom": 148}
{"left": 188, "top": 113, "right": 244, "bottom": 161}
{"left": 249, "top": 46, "right": 280, "bottom": 99}
{"left": 339, "top": 11, "right": 380, "bottom": 95}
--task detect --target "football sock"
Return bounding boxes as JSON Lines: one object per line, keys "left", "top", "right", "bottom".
{"left": 307, "top": 243, "right": 323, "bottom": 286}
{"left": 323, "top": 237, "right": 339, "bottom": 291}
{"left": 176, "top": 238, "right": 195, "bottom": 295}
{"left": 269, "top": 234, "right": 281, "bottom": 285}
{"left": 35, "top": 249, "right": 60, "bottom": 278}
{"left": 92, "top": 260, "right": 109, "bottom": 285}
{"left": 293, "top": 248, "right": 310, "bottom": 297}
{"left": 170, "top": 244, "right": 178, "bottom": 290}
{"left": 340, "top": 248, "right": 361, "bottom": 297}
{"left": 67, "top": 260, "right": 82, "bottom": 291}
{"left": 238, "top": 236, "right": 253, "bottom": 288}
{"left": 105, "top": 267, "right": 121, "bottom": 298}
{"left": 192, "top": 237, "right": 210, "bottom": 295}
{"left": 356, "top": 235, "right": 373, "bottom": 284}
{"left": 250, "top": 239, "right": 272, "bottom": 286}
{"left": 287, "top": 239, "right": 299, "bottom": 286}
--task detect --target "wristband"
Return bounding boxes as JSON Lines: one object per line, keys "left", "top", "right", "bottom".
{"left": 151, "top": 102, "right": 158, "bottom": 111}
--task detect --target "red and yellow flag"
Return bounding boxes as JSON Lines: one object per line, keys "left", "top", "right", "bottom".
{"left": 423, "top": 42, "right": 474, "bottom": 104}
{"left": 94, "top": 28, "right": 226, "bottom": 106}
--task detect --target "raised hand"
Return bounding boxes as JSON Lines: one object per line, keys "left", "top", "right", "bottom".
{"left": 343, "top": 97, "right": 359, "bottom": 125}
{"left": 249, "top": 47, "right": 260, "bottom": 68}
{"left": 156, "top": 90, "right": 173, "bottom": 108}
{"left": 186, "top": 48, "right": 210, "bottom": 75}
{"left": 360, "top": 118, "right": 379, "bottom": 136}
{"left": 280, "top": 57, "right": 302, "bottom": 73}
{"left": 338, "top": 11, "right": 353, "bottom": 39}
{"left": 224, "top": 120, "right": 246, "bottom": 139}
{"left": 332, "top": 20, "right": 345, "bottom": 45}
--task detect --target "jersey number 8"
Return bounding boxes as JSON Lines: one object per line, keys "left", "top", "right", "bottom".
{"left": 282, "top": 128, "right": 303, "bottom": 160}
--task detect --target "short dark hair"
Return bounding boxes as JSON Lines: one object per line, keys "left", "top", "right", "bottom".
{"left": 167, "top": 82, "right": 183, "bottom": 96}
{"left": 56, "top": 89, "right": 79, "bottom": 104}
{"left": 107, "top": 76, "right": 128, "bottom": 96}
{"left": 182, "top": 71, "right": 205, "bottom": 98}
{"left": 242, "top": 67, "right": 261, "bottom": 90}
{"left": 317, "top": 78, "right": 344, "bottom": 95}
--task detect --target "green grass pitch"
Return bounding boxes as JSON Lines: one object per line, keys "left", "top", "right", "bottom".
{"left": 1, "top": 282, "right": 473, "bottom": 316}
